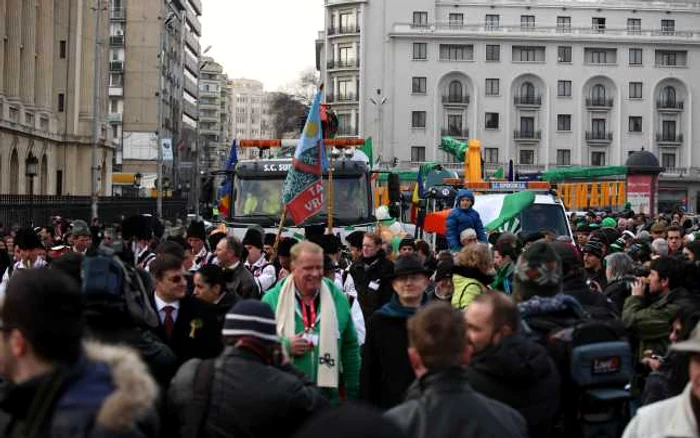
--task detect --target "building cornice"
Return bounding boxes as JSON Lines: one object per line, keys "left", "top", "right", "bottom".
{"left": 436, "top": 0, "right": 700, "bottom": 12}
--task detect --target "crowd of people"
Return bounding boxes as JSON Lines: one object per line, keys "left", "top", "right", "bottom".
{"left": 0, "top": 206, "right": 699, "bottom": 437}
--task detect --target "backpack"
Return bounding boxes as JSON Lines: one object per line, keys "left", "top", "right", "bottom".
{"left": 81, "top": 248, "right": 159, "bottom": 329}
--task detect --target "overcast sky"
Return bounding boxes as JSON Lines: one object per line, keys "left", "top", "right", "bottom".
{"left": 200, "top": 0, "right": 324, "bottom": 92}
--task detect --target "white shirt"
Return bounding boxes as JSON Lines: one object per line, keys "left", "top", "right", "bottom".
{"left": 154, "top": 293, "right": 180, "bottom": 325}
{"left": 245, "top": 255, "right": 277, "bottom": 293}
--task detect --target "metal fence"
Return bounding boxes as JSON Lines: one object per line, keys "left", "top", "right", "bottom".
{"left": 0, "top": 195, "right": 188, "bottom": 226}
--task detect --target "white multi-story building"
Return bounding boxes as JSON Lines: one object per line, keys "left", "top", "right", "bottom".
{"left": 199, "top": 57, "right": 232, "bottom": 172}
{"left": 319, "top": 0, "right": 700, "bottom": 209}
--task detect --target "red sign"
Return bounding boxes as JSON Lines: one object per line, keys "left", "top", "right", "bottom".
{"left": 286, "top": 180, "right": 325, "bottom": 224}
{"left": 627, "top": 174, "right": 655, "bottom": 214}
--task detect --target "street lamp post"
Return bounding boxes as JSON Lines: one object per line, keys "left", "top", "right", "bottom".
{"left": 194, "top": 46, "right": 212, "bottom": 220}
{"left": 369, "top": 89, "right": 387, "bottom": 166}
{"left": 133, "top": 172, "right": 142, "bottom": 198}
{"left": 25, "top": 153, "right": 39, "bottom": 226}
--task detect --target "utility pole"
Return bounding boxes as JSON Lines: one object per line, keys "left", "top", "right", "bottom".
{"left": 91, "top": 0, "right": 102, "bottom": 220}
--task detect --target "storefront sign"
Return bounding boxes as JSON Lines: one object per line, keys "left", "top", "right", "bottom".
{"left": 556, "top": 181, "right": 626, "bottom": 211}
{"left": 627, "top": 174, "right": 655, "bottom": 214}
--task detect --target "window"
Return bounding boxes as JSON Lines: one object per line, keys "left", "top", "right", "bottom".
{"left": 110, "top": 98, "right": 119, "bottom": 113}
{"left": 109, "top": 73, "right": 123, "bottom": 87}
{"left": 591, "top": 152, "right": 606, "bottom": 166}
{"left": 111, "top": 124, "right": 119, "bottom": 138}
{"left": 592, "top": 118, "right": 606, "bottom": 137}
{"left": 661, "top": 86, "right": 677, "bottom": 106}
{"left": 485, "top": 78, "right": 499, "bottom": 96}
{"left": 40, "top": 117, "right": 48, "bottom": 130}
{"left": 521, "top": 15, "right": 535, "bottom": 29}
{"left": 662, "top": 153, "right": 676, "bottom": 168}
{"left": 439, "top": 44, "right": 473, "bottom": 61}
{"left": 56, "top": 170, "right": 63, "bottom": 196}
{"left": 629, "top": 82, "right": 643, "bottom": 99}
{"left": 484, "top": 148, "right": 498, "bottom": 163}
{"left": 448, "top": 81, "right": 463, "bottom": 100}
{"left": 25, "top": 112, "right": 34, "bottom": 126}
{"left": 629, "top": 48, "right": 643, "bottom": 65}
{"left": 412, "top": 11, "right": 428, "bottom": 27}
{"left": 558, "top": 46, "right": 572, "bottom": 63}
{"left": 520, "top": 82, "right": 535, "bottom": 98}
{"left": 412, "top": 111, "right": 426, "bottom": 128}
{"left": 486, "top": 44, "right": 500, "bottom": 62}
{"left": 557, "top": 149, "right": 571, "bottom": 165}
{"left": 412, "top": 43, "right": 427, "bottom": 60}
{"left": 662, "top": 120, "right": 677, "bottom": 140}
{"left": 661, "top": 19, "right": 675, "bottom": 34}
{"left": 519, "top": 150, "right": 534, "bottom": 165}
{"left": 447, "top": 115, "right": 463, "bottom": 136}
{"left": 656, "top": 50, "right": 687, "bottom": 67}
{"left": 585, "top": 48, "right": 616, "bottom": 64}
{"left": 411, "top": 146, "right": 426, "bottom": 162}
{"left": 485, "top": 14, "right": 500, "bottom": 29}
{"left": 485, "top": 112, "right": 499, "bottom": 129}
{"left": 557, "top": 16, "right": 571, "bottom": 32}
{"left": 557, "top": 114, "right": 572, "bottom": 131}
{"left": 627, "top": 18, "right": 642, "bottom": 33}
{"left": 512, "top": 46, "right": 545, "bottom": 62}
{"left": 629, "top": 116, "right": 643, "bottom": 132}
{"left": 520, "top": 117, "right": 535, "bottom": 136}
{"left": 339, "top": 12, "right": 355, "bottom": 31}
{"left": 59, "top": 40, "right": 67, "bottom": 59}
{"left": 448, "top": 13, "right": 464, "bottom": 27}
{"left": 557, "top": 80, "right": 572, "bottom": 97}
{"left": 592, "top": 17, "right": 606, "bottom": 32}
{"left": 58, "top": 93, "right": 65, "bottom": 112}
{"left": 412, "top": 77, "right": 426, "bottom": 94}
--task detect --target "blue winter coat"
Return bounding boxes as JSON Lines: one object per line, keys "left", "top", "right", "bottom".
{"left": 446, "top": 189, "right": 486, "bottom": 250}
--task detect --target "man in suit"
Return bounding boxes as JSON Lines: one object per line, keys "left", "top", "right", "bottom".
{"left": 215, "top": 235, "right": 259, "bottom": 299}
{"left": 150, "top": 254, "right": 222, "bottom": 365}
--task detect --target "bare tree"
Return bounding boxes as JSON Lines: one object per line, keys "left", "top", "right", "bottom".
{"left": 268, "top": 69, "right": 321, "bottom": 138}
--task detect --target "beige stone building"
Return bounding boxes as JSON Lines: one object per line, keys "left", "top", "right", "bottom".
{"left": 0, "top": 0, "right": 114, "bottom": 196}
{"left": 199, "top": 57, "right": 232, "bottom": 173}
{"left": 110, "top": 0, "right": 202, "bottom": 196}
{"left": 229, "top": 78, "right": 272, "bottom": 160}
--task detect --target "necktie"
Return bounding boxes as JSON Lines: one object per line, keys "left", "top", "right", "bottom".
{"left": 163, "top": 305, "right": 175, "bottom": 339}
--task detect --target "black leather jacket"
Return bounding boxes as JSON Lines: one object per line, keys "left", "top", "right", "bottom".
{"left": 384, "top": 367, "right": 528, "bottom": 438}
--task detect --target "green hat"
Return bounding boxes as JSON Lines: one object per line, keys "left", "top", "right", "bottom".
{"left": 602, "top": 217, "right": 617, "bottom": 228}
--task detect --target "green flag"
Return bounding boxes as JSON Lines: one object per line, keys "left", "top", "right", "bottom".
{"left": 439, "top": 136, "right": 468, "bottom": 161}
{"left": 485, "top": 191, "right": 536, "bottom": 232}
{"left": 492, "top": 167, "right": 504, "bottom": 179}
{"left": 359, "top": 137, "right": 374, "bottom": 168}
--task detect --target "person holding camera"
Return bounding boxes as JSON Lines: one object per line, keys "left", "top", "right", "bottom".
{"left": 168, "top": 300, "right": 329, "bottom": 438}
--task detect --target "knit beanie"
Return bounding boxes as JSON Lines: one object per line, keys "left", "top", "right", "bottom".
{"left": 399, "top": 237, "right": 416, "bottom": 250}
{"left": 242, "top": 228, "right": 264, "bottom": 249}
{"left": 71, "top": 219, "right": 91, "bottom": 238}
{"left": 277, "top": 237, "right": 298, "bottom": 258}
{"left": 513, "top": 241, "right": 562, "bottom": 301}
{"left": 222, "top": 300, "right": 278, "bottom": 342}
{"left": 582, "top": 240, "right": 604, "bottom": 259}
{"left": 601, "top": 217, "right": 617, "bottom": 228}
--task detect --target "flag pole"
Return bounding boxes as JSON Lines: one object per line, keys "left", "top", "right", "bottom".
{"left": 274, "top": 205, "right": 287, "bottom": 251}
{"left": 327, "top": 151, "right": 334, "bottom": 233}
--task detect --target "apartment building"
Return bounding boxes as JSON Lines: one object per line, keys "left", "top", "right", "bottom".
{"left": 318, "top": 0, "right": 700, "bottom": 210}
{"left": 110, "top": 0, "right": 202, "bottom": 194}
{"left": 0, "top": 0, "right": 113, "bottom": 196}
{"left": 199, "top": 57, "right": 232, "bottom": 172}
{"left": 229, "top": 78, "right": 272, "bottom": 159}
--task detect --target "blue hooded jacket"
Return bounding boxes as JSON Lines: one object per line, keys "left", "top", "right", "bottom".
{"left": 446, "top": 189, "right": 486, "bottom": 250}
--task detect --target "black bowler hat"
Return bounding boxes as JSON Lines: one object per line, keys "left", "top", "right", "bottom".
{"left": 387, "top": 254, "right": 431, "bottom": 280}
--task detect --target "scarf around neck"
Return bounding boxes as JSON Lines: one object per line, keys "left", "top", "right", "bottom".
{"left": 377, "top": 293, "right": 428, "bottom": 318}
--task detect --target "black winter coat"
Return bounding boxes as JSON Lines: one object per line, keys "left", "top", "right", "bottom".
{"left": 348, "top": 252, "right": 394, "bottom": 322}
{"left": 562, "top": 275, "right": 617, "bottom": 319}
{"left": 464, "top": 334, "right": 561, "bottom": 438}
{"left": 384, "top": 367, "right": 528, "bottom": 438}
{"left": 168, "top": 346, "right": 329, "bottom": 438}
{"left": 360, "top": 311, "right": 415, "bottom": 409}
{"left": 603, "top": 277, "right": 633, "bottom": 315}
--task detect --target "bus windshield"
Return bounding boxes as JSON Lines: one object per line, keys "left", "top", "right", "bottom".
{"left": 233, "top": 175, "right": 370, "bottom": 222}
{"left": 519, "top": 204, "right": 570, "bottom": 237}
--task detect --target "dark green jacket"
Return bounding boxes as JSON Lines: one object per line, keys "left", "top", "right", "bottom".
{"left": 491, "top": 262, "right": 514, "bottom": 295}
{"left": 262, "top": 277, "right": 360, "bottom": 402}
{"left": 622, "top": 291, "right": 681, "bottom": 359}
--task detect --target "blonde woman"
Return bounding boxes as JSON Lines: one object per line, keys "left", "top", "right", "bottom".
{"left": 451, "top": 243, "right": 495, "bottom": 310}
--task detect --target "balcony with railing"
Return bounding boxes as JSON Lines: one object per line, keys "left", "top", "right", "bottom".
{"left": 656, "top": 133, "right": 683, "bottom": 145}
{"left": 327, "top": 25, "right": 361, "bottom": 35}
{"left": 185, "top": 32, "right": 201, "bottom": 54}
{"left": 442, "top": 94, "right": 470, "bottom": 105}
{"left": 513, "top": 96, "right": 541, "bottom": 107}
{"left": 656, "top": 100, "right": 684, "bottom": 111}
{"left": 513, "top": 130, "right": 542, "bottom": 141}
{"left": 585, "top": 131, "right": 613, "bottom": 143}
{"left": 326, "top": 59, "right": 360, "bottom": 70}
{"left": 441, "top": 127, "right": 470, "bottom": 138}
{"left": 110, "top": 7, "right": 126, "bottom": 21}
{"left": 327, "top": 93, "right": 358, "bottom": 103}
{"left": 585, "top": 98, "right": 614, "bottom": 109}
